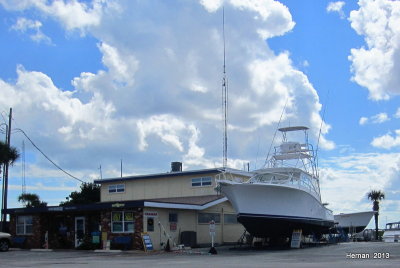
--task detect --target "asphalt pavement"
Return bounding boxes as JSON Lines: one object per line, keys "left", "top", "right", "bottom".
{"left": 0, "top": 242, "right": 399, "bottom": 267}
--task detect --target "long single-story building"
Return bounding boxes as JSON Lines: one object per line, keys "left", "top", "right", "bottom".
{"left": 6, "top": 163, "right": 252, "bottom": 250}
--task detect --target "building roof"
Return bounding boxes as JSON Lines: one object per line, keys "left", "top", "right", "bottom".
{"left": 6, "top": 195, "right": 229, "bottom": 214}
{"left": 147, "top": 195, "right": 223, "bottom": 206}
{"left": 5, "top": 200, "right": 144, "bottom": 214}
{"left": 144, "top": 195, "right": 227, "bottom": 210}
{"left": 94, "top": 167, "right": 252, "bottom": 184}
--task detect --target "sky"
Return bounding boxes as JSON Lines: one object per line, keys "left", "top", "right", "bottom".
{"left": 0, "top": 0, "right": 399, "bottom": 228}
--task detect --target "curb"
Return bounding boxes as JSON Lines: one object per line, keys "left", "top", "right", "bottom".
{"left": 94, "top": 249, "right": 122, "bottom": 253}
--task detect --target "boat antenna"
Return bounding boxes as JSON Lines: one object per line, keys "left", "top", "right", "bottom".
{"left": 21, "top": 140, "right": 26, "bottom": 195}
{"left": 315, "top": 89, "right": 330, "bottom": 170}
{"left": 222, "top": 6, "right": 228, "bottom": 168}
{"left": 263, "top": 98, "right": 288, "bottom": 168}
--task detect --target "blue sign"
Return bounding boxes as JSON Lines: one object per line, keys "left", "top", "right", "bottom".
{"left": 142, "top": 233, "right": 153, "bottom": 251}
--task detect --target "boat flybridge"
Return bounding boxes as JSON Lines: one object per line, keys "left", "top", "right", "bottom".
{"left": 250, "top": 126, "right": 321, "bottom": 201}
{"left": 217, "top": 126, "right": 334, "bottom": 239}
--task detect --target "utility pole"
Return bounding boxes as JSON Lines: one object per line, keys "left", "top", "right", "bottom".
{"left": 1, "top": 108, "right": 12, "bottom": 231}
{"left": 1, "top": 126, "right": 6, "bottom": 231}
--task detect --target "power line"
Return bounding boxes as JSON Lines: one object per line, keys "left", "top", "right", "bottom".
{"left": 14, "top": 128, "right": 84, "bottom": 183}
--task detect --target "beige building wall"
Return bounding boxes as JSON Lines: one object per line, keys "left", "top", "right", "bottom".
{"left": 143, "top": 208, "right": 197, "bottom": 250}
{"left": 100, "top": 172, "right": 249, "bottom": 202}
{"left": 142, "top": 201, "right": 245, "bottom": 250}
{"left": 196, "top": 201, "right": 245, "bottom": 245}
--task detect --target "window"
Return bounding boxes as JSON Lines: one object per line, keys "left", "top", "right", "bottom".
{"left": 109, "top": 184, "right": 125, "bottom": 193}
{"left": 169, "top": 213, "right": 178, "bottom": 223}
{"left": 16, "top": 215, "right": 33, "bottom": 235}
{"left": 191, "top": 177, "right": 212, "bottom": 187}
{"left": 111, "top": 211, "right": 134, "bottom": 233}
{"left": 198, "top": 213, "right": 220, "bottom": 224}
{"left": 224, "top": 214, "right": 238, "bottom": 224}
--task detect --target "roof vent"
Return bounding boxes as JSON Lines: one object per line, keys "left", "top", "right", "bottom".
{"left": 171, "top": 162, "right": 182, "bottom": 172}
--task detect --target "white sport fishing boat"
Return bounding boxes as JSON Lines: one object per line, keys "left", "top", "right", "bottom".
{"left": 217, "top": 126, "right": 334, "bottom": 238}
{"left": 383, "top": 221, "right": 400, "bottom": 242}
{"left": 334, "top": 211, "right": 375, "bottom": 234}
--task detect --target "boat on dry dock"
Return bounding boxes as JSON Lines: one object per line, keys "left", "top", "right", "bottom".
{"left": 383, "top": 221, "right": 400, "bottom": 242}
{"left": 334, "top": 211, "right": 375, "bottom": 234}
{"left": 217, "top": 126, "right": 334, "bottom": 239}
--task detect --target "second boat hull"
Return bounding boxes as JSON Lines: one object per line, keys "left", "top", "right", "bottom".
{"left": 334, "top": 211, "right": 375, "bottom": 234}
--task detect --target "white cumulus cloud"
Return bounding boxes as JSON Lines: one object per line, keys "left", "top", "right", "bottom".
{"left": 349, "top": 0, "right": 400, "bottom": 100}
{"left": 359, "top": 112, "right": 390, "bottom": 125}
{"left": 10, "top": 17, "right": 52, "bottom": 44}
{"left": 327, "top": 1, "right": 346, "bottom": 19}
{"left": 1, "top": 0, "right": 113, "bottom": 34}
{"left": 394, "top": 107, "right": 400, "bottom": 118}
{"left": 371, "top": 129, "right": 400, "bottom": 149}
{"left": 359, "top": 116, "right": 368, "bottom": 125}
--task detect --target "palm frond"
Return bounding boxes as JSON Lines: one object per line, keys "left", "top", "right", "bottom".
{"left": 367, "top": 190, "right": 385, "bottom": 201}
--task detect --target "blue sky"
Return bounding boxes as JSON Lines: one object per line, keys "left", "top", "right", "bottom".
{"left": 1, "top": 0, "right": 399, "bottom": 228}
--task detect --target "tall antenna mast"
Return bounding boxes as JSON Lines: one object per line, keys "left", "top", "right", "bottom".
{"left": 21, "top": 140, "right": 26, "bottom": 195}
{"left": 222, "top": 7, "right": 228, "bottom": 168}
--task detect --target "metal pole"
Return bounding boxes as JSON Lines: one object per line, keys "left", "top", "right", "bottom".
{"left": 1, "top": 156, "right": 6, "bottom": 230}
{"left": 4, "top": 109, "right": 12, "bottom": 229}
{"left": 1, "top": 108, "right": 12, "bottom": 232}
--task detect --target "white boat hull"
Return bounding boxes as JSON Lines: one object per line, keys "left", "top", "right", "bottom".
{"left": 334, "top": 211, "right": 375, "bottom": 233}
{"left": 220, "top": 181, "right": 334, "bottom": 237}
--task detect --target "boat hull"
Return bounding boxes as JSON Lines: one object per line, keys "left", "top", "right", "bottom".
{"left": 220, "top": 182, "right": 334, "bottom": 238}
{"left": 334, "top": 211, "right": 375, "bottom": 234}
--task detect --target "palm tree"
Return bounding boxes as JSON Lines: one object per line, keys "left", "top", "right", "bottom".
{"left": 367, "top": 190, "right": 385, "bottom": 240}
{"left": 0, "top": 140, "right": 20, "bottom": 174}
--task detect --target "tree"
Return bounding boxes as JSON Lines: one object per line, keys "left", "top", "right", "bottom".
{"left": 18, "top": 193, "right": 47, "bottom": 208}
{"left": 60, "top": 182, "right": 100, "bottom": 206}
{"left": 0, "top": 140, "right": 20, "bottom": 175}
{"left": 367, "top": 190, "right": 385, "bottom": 240}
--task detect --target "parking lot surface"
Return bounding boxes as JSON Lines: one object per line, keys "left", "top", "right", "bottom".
{"left": 1, "top": 242, "right": 399, "bottom": 267}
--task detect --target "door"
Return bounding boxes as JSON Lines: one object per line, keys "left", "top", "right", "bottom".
{"left": 75, "top": 216, "right": 85, "bottom": 248}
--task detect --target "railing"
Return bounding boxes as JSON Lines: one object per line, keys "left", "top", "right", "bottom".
{"left": 267, "top": 142, "right": 318, "bottom": 178}
{"left": 250, "top": 171, "right": 320, "bottom": 200}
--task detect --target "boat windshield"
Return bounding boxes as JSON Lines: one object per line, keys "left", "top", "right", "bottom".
{"left": 386, "top": 222, "right": 400, "bottom": 230}
{"left": 249, "top": 170, "right": 321, "bottom": 200}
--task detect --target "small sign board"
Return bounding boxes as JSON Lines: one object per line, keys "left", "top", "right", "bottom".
{"left": 170, "top": 222, "right": 177, "bottom": 231}
{"left": 141, "top": 232, "right": 154, "bottom": 252}
{"left": 209, "top": 220, "right": 216, "bottom": 236}
{"left": 290, "top": 229, "right": 302, "bottom": 248}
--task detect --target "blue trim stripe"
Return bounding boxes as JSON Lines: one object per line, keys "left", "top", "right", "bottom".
{"left": 238, "top": 213, "right": 333, "bottom": 223}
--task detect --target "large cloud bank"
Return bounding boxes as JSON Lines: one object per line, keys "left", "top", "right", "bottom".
{"left": 0, "top": 0, "right": 333, "bottom": 181}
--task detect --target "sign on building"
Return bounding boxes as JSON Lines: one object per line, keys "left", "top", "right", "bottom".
{"left": 144, "top": 211, "right": 158, "bottom": 218}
